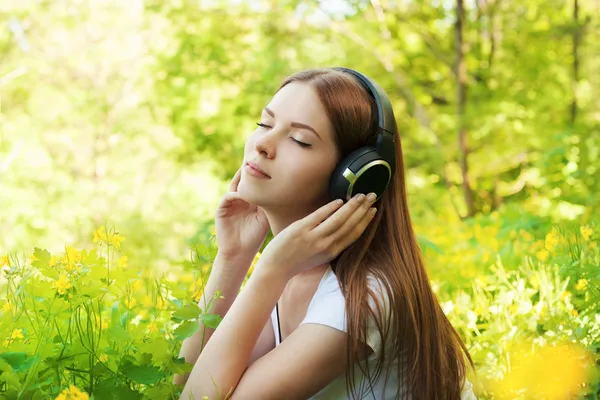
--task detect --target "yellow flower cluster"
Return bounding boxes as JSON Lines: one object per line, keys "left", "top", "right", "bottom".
{"left": 580, "top": 225, "right": 593, "bottom": 241}
{"left": 55, "top": 385, "right": 89, "bottom": 400}
{"left": 52, "top": 274, "right": 71, "bottom": 295}
{"left": 93, "top": 226, "right": 126, "bottom": 250}
{"left": 545, "top": 227, "right": 560, "bottom": 252}
{"left": 536, "top": 248, "right": 549, "bottom": 262}
{"left": 3, "top": 328, "right": 24, "bottom": 347}
{"left": 61, "top": 246, "right": 82, "bottom": 273}
{"left": 492, "top": 342, "right": 592, "bottom": 399}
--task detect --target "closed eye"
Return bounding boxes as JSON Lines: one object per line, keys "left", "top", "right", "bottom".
{"left": 291, "top": 138, "right": 311, "bottom": 148}
{"left": 255, "top": 122, "right": 312, "bottom": 148}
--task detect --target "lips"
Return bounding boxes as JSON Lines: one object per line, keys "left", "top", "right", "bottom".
{"left": 246, "top": 161, "right": 271, "bottom": 178}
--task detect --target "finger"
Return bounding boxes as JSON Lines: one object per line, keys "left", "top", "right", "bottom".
{"left": 302, "top": 198, "right": 345, "bottom": 230}
{"left": 229, "top": 167, "right": 242, "bottom": 192}
{"left": 336, "top": 204, "right": 377, "bottom": 248}
{"left": 311, "top": 193, "right": 370, "bottom": 237}
{"left": 332, "top": 193, "right": 377, "bottom": 239}
{"left": 216, "top": 192, "right": 242, "bottom": 212}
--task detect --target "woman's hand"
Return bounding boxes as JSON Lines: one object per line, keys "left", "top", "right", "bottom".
{"left": 256, "top": 192, "right": 378, "bottom": 280}
{"left": 214, "top": 166, "right": 270, "bottom": 264}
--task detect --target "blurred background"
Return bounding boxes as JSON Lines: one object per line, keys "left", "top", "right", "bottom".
{"left": 1, "top": 0, "right": 599, "bottom": 398}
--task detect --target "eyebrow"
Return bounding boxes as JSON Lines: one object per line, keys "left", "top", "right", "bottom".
{"left": 263, "top": 107, "right": 322, "bottom": 141}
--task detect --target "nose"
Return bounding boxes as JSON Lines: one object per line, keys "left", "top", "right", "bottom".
{"left": 254, "top": 127, "right": 279, "bottom": 159}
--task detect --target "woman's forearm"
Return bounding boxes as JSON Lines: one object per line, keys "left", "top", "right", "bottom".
{"left": 179, "top": 265, "right": 287, "bottom": 400}
{"left": 173, "top": 253, "right": 253, "bottom": 386}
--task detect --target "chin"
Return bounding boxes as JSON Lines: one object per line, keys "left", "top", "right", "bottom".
{"left": 237, "top": 181, "right": 265, "bottom": 204}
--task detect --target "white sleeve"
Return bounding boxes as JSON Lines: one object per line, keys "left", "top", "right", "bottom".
{"left": 364, "top": 275, "right": 392, "bottom": 357}
{"left": 461, "top": 379, "right": 477, "bottom": 399}
{"left": 299, "top": 268, "right": 347, "bottom": 333}
{"left": 299, "top": 268, "right": 390, "bottom": 357}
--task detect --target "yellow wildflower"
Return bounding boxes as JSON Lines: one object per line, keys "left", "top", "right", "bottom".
{"left": 125, "top": 298, "right": 137, "bottom": 309}
{"left": 1, "top": 255, "right": 9, "bottom": 267}
{"left": 111, "top": 234, "right": 126, "bottom": 250}
{"left": 156, "top": 296, "right": 166, "bottom": 310}
{"left": 142, "top": 294, "right": 153, "bottom": 307}
{"left": 94, "top": 315, "right": 108, "bottom": 330}
{"left": 492, "top": 342, "right": 592, "bottom": 399}
{"left": 61, "top": 247, "right": 82, "bottom": 273}
{"left": 130, "top": 279, "right": 141, "bottom": 292}
{"left": 520, "top": 230, "right": 534, "bottom": 241}
{"left": 52, "top": 274, "right": 71, "bottom": 295}
{"left": 93, "top": 226, "right": 108, "bottom": 244}
{"left": 93, "top": 226, "right": 126, "bottom": 250}
{"left": 117, "top": 256, "right": 128, "bottom": 270}
{"left": 55, "top": 384, "right": 89, "bottom": 400}
{"left": 580, "top": 225, "right": 593, "bottom": 241}
{"left": 536, "top": 249, "right": 549, "bottom": 262}
{"left": 49, "top": 255, "right": 58, "bottom": 267}
{"left": 2, "top": 301, "right": 11, "bottom": 313}
{"left": 147, "top": 321, "right": 159, "bottom": 334}
{"left": 143, "top": 294, "right": 166, "bottom": 309}
{"left": 560, "top": 291, "right": 571, "bottom": 301}
{"left": 3, "top": 328, "right": 24, "bottom": 347}
{"left": 545, "top": 227, "right": 560, "bottom": 252}
{"left": 575, "top": 279, "right": 587, "bottom": 291}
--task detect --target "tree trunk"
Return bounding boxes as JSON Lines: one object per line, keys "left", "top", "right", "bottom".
{"left": 570, "top": 0, "right": 580, "bottom": 126}
{"left": 455, "top": 0, "right": 477, "bottom": 217}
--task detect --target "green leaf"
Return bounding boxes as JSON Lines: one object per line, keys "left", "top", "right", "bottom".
{"left": 173, "top": 320, "right": 200, "bottom": 340}
{"left": 81, "top": 249, "right": 100, "bottom": 266}
{"left": 202, "top": 313, "right": 222, "bottom": 329}
{"left": 114, "top": 385, "right": 143, "bottom": 399}
{"left": 0, "top": 352, "right": 38, "bottom": 372}
{"left": 171, "top": 303, "right": 201, "bottom": 322}
{"left": 32, "top": 248, "right": 51, "bottom": 268}
{"left": 123, "top": 364, "right": 165, "bottom": 385}
{"left": 107, "top": 325, "right": 131, "bottom": 342}
{"left": 416, "top": 235, "right": 445, "bottom": 255}
{"left": 89, "top": 264, "right": 109, "bottom": 281}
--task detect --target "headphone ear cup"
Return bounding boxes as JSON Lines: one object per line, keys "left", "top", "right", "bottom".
{"left": 329, "top": 146, "right": 392, "bottom": 202}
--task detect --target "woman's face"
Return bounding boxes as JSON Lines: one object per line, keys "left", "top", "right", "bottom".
{"left": 237, "top": 82, "right": 340, "bottom": 211}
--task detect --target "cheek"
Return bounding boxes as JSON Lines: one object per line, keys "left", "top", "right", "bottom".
{"left": 244, "top": 134, "right": 256, "bottom": 154}
{"left": 286, "top": 160, "right": 334, "bottom": 193}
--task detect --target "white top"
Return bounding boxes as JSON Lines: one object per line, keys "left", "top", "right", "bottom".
{"left": 270, "top": 265, "right": 477, "bottom": 400}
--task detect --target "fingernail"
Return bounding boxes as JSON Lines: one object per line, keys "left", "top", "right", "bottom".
{"left": 367, "top": 193, "right": 376, "bottom": 202}
{"left": 356, "top": 193, "right": 365, "bottom": 202}
{"left": 370, "top": 207, "right": 377, "bottom": 216}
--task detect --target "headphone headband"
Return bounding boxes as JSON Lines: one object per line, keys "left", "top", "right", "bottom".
{"left": 332, "top": 67, "right": 397, "bottom": 177}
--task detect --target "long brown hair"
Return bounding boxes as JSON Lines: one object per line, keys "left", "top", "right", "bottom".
{"left": 277, "top": 68, "right": 474, "bottom": 399}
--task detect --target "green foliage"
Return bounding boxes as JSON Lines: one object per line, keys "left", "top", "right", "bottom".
{"left": 1, "top": 0, "right": 599, "bottom": 398}
{"left": 1, "top": 217, "right": 598, "bottom": 399}
{"left": 0, "top": 229, "right": 225, "bottom": 399}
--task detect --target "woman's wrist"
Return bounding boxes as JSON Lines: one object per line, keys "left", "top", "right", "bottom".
{"left": 251, "top": 259, "right": 290, "bottom": 286}
{"left": 215, "top": 251, "right": 255, "bottom": 271}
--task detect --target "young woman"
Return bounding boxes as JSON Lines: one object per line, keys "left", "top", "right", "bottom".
{"left": 175, "top": 68, "right": 476, "bottom": 399}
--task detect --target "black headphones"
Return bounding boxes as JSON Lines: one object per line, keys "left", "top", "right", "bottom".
{"left": 328, "top": 67, "right": 398, "bottom": 203}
